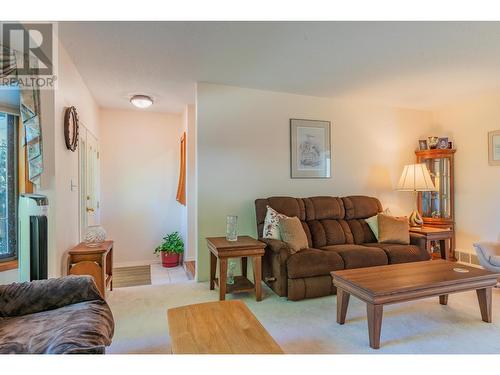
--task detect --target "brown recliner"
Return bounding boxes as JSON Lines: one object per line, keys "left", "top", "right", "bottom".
{"left": 255, "top": 195, "right": 430, "bottom": 301}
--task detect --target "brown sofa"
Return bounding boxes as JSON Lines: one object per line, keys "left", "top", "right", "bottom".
{"left": 255, "top": 195, "right": 430, "bottom": 301}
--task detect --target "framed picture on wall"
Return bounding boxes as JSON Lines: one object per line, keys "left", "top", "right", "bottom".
{"left": 489, "top": 130, "right": 500, "bottom": 166}
{"left": 290, "top": 119, "right": 331, "bottom": 178}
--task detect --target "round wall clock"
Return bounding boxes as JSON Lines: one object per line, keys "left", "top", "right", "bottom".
{"left": 64, "top": 106, "right": 79, "bottom": 152}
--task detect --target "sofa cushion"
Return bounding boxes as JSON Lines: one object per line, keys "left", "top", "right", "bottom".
{"left": 0, "top": 300, "right": 114, "bottom": 354}
{"left": 279, "top": 216, "right": 309, "bottom": 254}
{"left": 342, "top": 196, "right": 382, "bottom": 220}
{"left": 363, "top": 243, "right": 430, "bottom": 264}
{"left": 321, "top": 244, "right": 388, "bottom": 269}
{"left": 307, "top": 219, "right": 352, "bottom": 248}
{"left": 347, "top": 219, "right": 378, "bottom": 244}
{"left": 255, "top": 197, "right": 306, "bottom": 238}
{"left": 378, "top": 214, "right": 410, "bottom": 244}
{"left": 262, "top": 205, "right": 287, "bottom": 239}
{"left": 304, "top": 196, "right": 345, "bottom": 221}
{"left": 287, "top": 248, "right": 344, "bottom": 279}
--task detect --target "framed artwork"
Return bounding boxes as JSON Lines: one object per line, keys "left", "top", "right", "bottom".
{"left": 488, "top": 130, "right": 500, "bottom": 166}
{"left": 418, "top": 139, "right": 428, "bottom": 150}
{"left": 290, "top": 119, "right": 331, "bottom": 178}
{"left": 437, "top": 137, "right": 449, "bottom": 149}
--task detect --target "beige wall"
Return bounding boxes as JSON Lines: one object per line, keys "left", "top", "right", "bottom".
{"left": 196, "top": 83, "right": 432, "bottom": 281}
{"left": 0, "top": 41, "right": 99, "bottom": 283}
{"left": 431, "top": 90, "right": 500, "bottom": 253}
{"left": 100, "top": 109, "right": 184, "bottom": 266}
{"left": 53, "top": 44, "right": 101, "bottom": 276}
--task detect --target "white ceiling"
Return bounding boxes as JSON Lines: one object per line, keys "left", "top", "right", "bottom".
{"left": 59, "top": 21, "right": 500, "bottom": 113}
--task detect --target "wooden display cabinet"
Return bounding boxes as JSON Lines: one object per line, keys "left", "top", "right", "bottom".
{"left": 415, "top": 148, "right": 456, "bottom": 259}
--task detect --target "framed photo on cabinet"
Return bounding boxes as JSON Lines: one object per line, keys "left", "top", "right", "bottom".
{"left": 290, "top": 119, "right": 331, "bottom": 178}
{"left": 489, "top": 130, "right": 500, "bottom": 166}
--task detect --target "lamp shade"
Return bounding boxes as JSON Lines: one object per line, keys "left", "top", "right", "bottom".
{"left": 396, "top": 163, "right": 436, "bottom": 192}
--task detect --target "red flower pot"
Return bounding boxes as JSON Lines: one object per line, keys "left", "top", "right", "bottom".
{"left": 161, "top": 252, "right": 180, "bottom": 268}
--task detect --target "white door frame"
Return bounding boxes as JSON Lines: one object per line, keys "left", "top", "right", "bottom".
{"left": 78, "top": 125, "right": 100, "bottom": 240}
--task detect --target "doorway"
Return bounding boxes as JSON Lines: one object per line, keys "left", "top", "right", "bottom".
{"left": 79, "top": 126, "right": 100, "bottom": 240}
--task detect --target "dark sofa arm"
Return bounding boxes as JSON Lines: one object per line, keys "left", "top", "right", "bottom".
{"left": 410, "top": 234, "right": 431, "bottom": 260}
{"left": 0, "top": 275, "right": 103, "bottom": 318}
{"left": 259, "top": 238, "right": 291, "bottom": 265}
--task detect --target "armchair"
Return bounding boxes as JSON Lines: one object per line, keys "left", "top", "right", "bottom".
{"left": 0, "top": 275, "right": 114, "bottom": 354}
{"left": 473, "top": 242, "right": 500, "bottom": 286}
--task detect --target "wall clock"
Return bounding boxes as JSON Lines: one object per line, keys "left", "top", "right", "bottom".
{"left": 64, "top": 106, "right": 79, "bottom": 152}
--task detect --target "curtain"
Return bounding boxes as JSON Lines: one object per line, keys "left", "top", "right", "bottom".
{"left": 176, "top": 132, "right": 186, "bottom": 205}
{"left": 0, "top": 45, "right": 43, "bottom": 187}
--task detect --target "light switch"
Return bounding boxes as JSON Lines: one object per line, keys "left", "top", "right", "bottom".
{"left": 70, "top": 179, "right": 78, "bottom": 192}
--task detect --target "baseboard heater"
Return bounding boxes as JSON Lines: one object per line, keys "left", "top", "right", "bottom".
{"left": 19, "top": 194, "right": 49, "bottom": 282}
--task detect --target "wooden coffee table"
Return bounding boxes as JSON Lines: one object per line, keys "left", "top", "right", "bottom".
{"left": 167, "top": 300, "right": 283, "bottom": 354}
{"left": 331, "top": 260, "right": 500, "bottom": 349}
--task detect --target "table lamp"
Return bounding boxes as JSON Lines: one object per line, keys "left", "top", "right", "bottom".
{"left": 396, "top": 163, "right": 436, "bottom": 227}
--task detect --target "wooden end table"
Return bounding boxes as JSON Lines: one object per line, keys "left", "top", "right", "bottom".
{"left": 67, "top": 240, "right": 114, "bottom": 299}
{"left": 207, "top": 236, "right": 265, "bottom": 301}
{"left": 332, "top": 260, "right": 499, "bottom": 349}
{"left": 410, "top": 226, "right": 453, "bottom": 260}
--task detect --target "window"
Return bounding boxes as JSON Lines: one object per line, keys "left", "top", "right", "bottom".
{"left": 0, "top": 112, "right": 18, "bottom": 261}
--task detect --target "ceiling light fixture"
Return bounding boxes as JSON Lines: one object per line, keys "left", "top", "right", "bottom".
{"left": 130, "top": 94, "right": 153, "bottom": 109}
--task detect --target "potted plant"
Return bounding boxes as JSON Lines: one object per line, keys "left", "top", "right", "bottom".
{"left": 154, "top": 231, "right": 184, "bottom": 268}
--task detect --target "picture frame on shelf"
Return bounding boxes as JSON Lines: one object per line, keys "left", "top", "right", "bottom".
{"left": 437, "top": 137, "right": 449, "bottom": 149}
{"left": 488, "top": 130, "right": 500, "bottom": 166}
{"left": 290, "top": 119, "right": 331, "bottom": 178}
{"left": 418, "top": 139, "right": 428, "bottom": 150}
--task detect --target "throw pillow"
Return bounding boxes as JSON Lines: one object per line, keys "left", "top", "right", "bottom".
{"left": 377, "top": 213, "right": 410, "bottom": 245}
{"left": 262, "top": 205, "right": 287, "bottom": 239}
{"left": 279, "top": 216, "right": 309, "bottom": 254}
{"left": 365, "top": 208, "right": 392, "bottom": 240}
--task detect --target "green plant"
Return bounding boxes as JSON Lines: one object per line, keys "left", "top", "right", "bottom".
{"left": 154, "top": 232, "right": 184, "bottom": 254}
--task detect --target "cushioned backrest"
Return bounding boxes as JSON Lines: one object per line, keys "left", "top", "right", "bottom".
{"left": 347, "top": 219, "right": 378, "bottom": 244}
{"left": 255, "top": 197, "right": 306, "bottom": 239}
{"left": 303, "top": 197, "right": 353, "bottom": 247}
{"left": 303, "top": 197, "right": 345, "bottom": 221}
{"left": 307, "top": 219, "right": 353, "bottom": 248}
{"left": 342, "top": 196, "right": 382, "bottom": 220}
{"left": 342, "top": 196, "right": 382, "bottom": 244}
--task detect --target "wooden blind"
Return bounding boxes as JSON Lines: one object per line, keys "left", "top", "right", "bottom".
{"left": 176, "top": 132, "right": 186, "bottom": 205}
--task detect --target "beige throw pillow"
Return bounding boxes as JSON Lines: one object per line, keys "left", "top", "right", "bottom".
{"left": 378, "top": 214, "right": 410, "bottom": 244}
{"left": 279, "top": 216, "right": 309, "bottom": 254}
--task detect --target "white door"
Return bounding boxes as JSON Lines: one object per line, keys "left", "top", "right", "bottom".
{"left": 79, "top": 127, "right": 100, "bottom": 239}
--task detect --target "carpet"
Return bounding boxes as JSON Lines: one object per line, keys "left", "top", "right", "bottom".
{"left": 113, "top": 265, "right": 152, "bottom": 288}
{"left": 106, "top": 281, "right": 500, "bottom": 354}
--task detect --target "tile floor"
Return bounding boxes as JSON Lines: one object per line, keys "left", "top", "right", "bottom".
{"left": 150, "top": 263, "right": 191, "bottom": 285}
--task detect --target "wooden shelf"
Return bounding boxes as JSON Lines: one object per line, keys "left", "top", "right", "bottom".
{"left": 215, "top": 276, "right": 255, "bottom": 294}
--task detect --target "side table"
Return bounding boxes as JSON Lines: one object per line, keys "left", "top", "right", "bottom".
{"left": 67, "top": 240, "right": 114, "bottom": 299}
{"left": 409, "top": 227, "right": 454, "bottom": 260}
{"left": 207, "top": 236, "right": 266, "bottom": 301}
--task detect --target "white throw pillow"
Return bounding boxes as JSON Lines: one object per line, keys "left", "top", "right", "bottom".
{"left": 263, "top": 205, "right": 287, "bottom": 239}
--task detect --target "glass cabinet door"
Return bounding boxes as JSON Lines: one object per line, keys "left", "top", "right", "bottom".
{"left": 421, "top": 157, "right": 451, "bottom": 219}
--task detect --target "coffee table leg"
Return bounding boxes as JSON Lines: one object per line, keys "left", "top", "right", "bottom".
{"left": 439, "top": 295, "right": 448, "bottom": 305}
{"left": 336, "top": 288, "right": 350, "bottom": 324}
{"left": 253, "top": 256, "right": 262, "bottom": 301}
{"left": 210, "top": 252, "right": 217, "bottom": 290}
{"left": 476, "top": 288, "right": 492, "bottom": 323}
{"left": 219, "top": 258, "right": 227, "bottom": 301}
{"left": 367, "top": 304, "right": 383, "bottom": 349}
